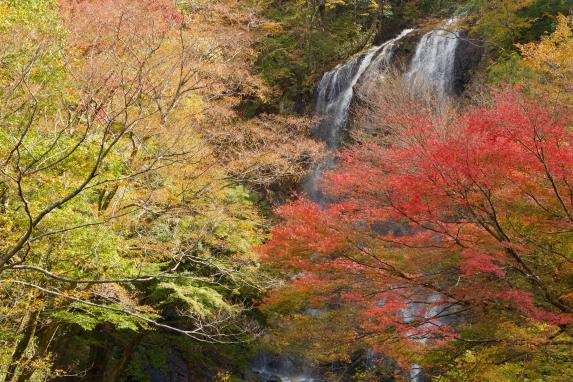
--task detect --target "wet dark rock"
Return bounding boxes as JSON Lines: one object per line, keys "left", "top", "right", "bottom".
{"left": 453, "top": 30, "right": 484, "bottom": 94}
{"left": 149, "top": 352, "right": 190, "bottom": 382}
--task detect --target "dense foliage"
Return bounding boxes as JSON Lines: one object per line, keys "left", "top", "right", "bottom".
{"left": 262, "top": 13, "right": 573, "bottom": 382}
{"left": 0, "top": 0, "right": 572, "bottom": 381}
{"left": 0, "top": 0, "right": 323, "bottom": 380}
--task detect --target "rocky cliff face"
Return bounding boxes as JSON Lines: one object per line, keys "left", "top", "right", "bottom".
{"left": 453, "top": 30, "right": 485, "bottom": 94}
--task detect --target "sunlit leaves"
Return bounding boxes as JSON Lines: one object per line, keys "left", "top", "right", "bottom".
{"left": 262, "top": 87, "right": 573, "bottom": 378}
{"left": 0, "top": 0, "right": 272, "bottom": 379}
{"left": 518, "top": 13, "right": 573, "bottom": 105}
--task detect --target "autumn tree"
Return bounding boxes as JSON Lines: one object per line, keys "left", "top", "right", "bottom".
{"left": 518, "top": 13, "right": 573, "bottom": 106}
{"left": 262, "top": 87, "right": 573, "bottom": 381}
{"left": 0, "top": 0, "right": 278, "bottom": 380}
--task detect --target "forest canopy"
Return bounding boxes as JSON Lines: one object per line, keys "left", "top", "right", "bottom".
{"left": 0, "top": 0, "right": 571, "bottom": 381}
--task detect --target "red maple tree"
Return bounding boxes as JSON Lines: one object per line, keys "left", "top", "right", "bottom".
{"left": 261, "top": 87, "right": 573, "bottom": 366}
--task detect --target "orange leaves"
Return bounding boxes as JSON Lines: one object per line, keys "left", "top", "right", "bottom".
{"left": 59, "top": 0, "right": 182, "bottom": 42}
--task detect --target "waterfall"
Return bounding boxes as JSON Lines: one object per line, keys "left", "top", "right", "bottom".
{"left": 309, "top": 21, "right": 462, "bottom": 379}
{"left": 406, "top": 18, "right": 460, "bottom": 98}
{"left": 314, "top": 28, "right": 414, "bottom": 149}
{"left": 306, "top": 29, "right": 413, "bottom": 201}
{"left": 314, "top": 46, "right": 379, "bottom": 149}
{"left": 359, "top": 28, "right": 413, "bottom": 94}
{"left": 313, "top": 17, "right": 461, "bottom": 150}
{"left": 249, "top": 352, "right": 318, "bottom": 382}
{"left": 400, "top": 292, "right": 446, "bottom": 382}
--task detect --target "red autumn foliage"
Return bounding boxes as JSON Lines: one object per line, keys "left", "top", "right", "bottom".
{"left": 460, "top": 248, "right": 505, "bottom": 277}
{"left": 261, "top": 87, "right": 573, "bottom": 359}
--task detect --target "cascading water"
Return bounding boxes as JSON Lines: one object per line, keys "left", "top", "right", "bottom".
{"left": 249, "top": 353, "right": 318, "bottom": 382}
{"left": 305, "top": 29, "right": 413, "bottom": 201}
{"left": 406, "top": 18, "right": 460, "bottom": 98}
{"left": 401, "top": 292, "right": 448, "bottom": 382}
{"left": 314, "top": 28, "right": 414, "bottom": 149}
{"left": 359, "top": 28, "right": 414, "bottom": 95}
{"left": 248, "top": 30, "right": 415, "bottom": 382}
{"left": 402, "top": 20, "right": 462, "bottom": 380}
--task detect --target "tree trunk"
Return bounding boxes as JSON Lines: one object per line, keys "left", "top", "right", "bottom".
{"left": 103, "top": 333, "right": 144, "bottom": 382}
{"left": 15, "top": 322, "right": 60, "bottom": 382}
{"left": 3, "top": 310, "right": 41, "bottom": 382}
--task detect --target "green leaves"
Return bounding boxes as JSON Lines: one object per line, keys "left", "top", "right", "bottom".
{"left": 0, "top": 2, "right": 272, "bottom": 379}
{"left": 48, "top": 302, "right": 158, "bottom": 332}
{"left": 256, "top": 0, "right": 379, "bottom": 101}
{"left": 150, "top": 281, "right": 232, "bottom": 318}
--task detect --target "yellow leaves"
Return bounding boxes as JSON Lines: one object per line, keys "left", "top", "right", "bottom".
{"left": 325, "top": 0, "right": 348, "bottom": 9}
{"left": 435, "top": 349, "right": 510, "bottom": 382}
{"left": 324, "top": 0, "right": 380, "bottom": 11}
{"left": 518, "top": 14, "right": 573, "bottom": 105}
{"left": 0, "top": 214, "right": 17, "bottom": 251}
{"left": 436, "top": 318, "right": 573, "bottom": 382}
{"left": 0, "top": 5, "right": 9, "bottom": 23}
{"left": 518, "top": 14, "right": 573, "bottom": 70}
{"left": 214, "top": 370, "right": 232, "bottom": 382}
{"left": 260, "top": 21, "right": 284, "bottom": 36}
{"left": 495, "top": 321, "right": 552, "bottom": 348}
{"left": 0, "top": 0, "right": 273, "bottom": 376}
{"left": 183, "top": 94, "right": 205, "bottom": 120}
